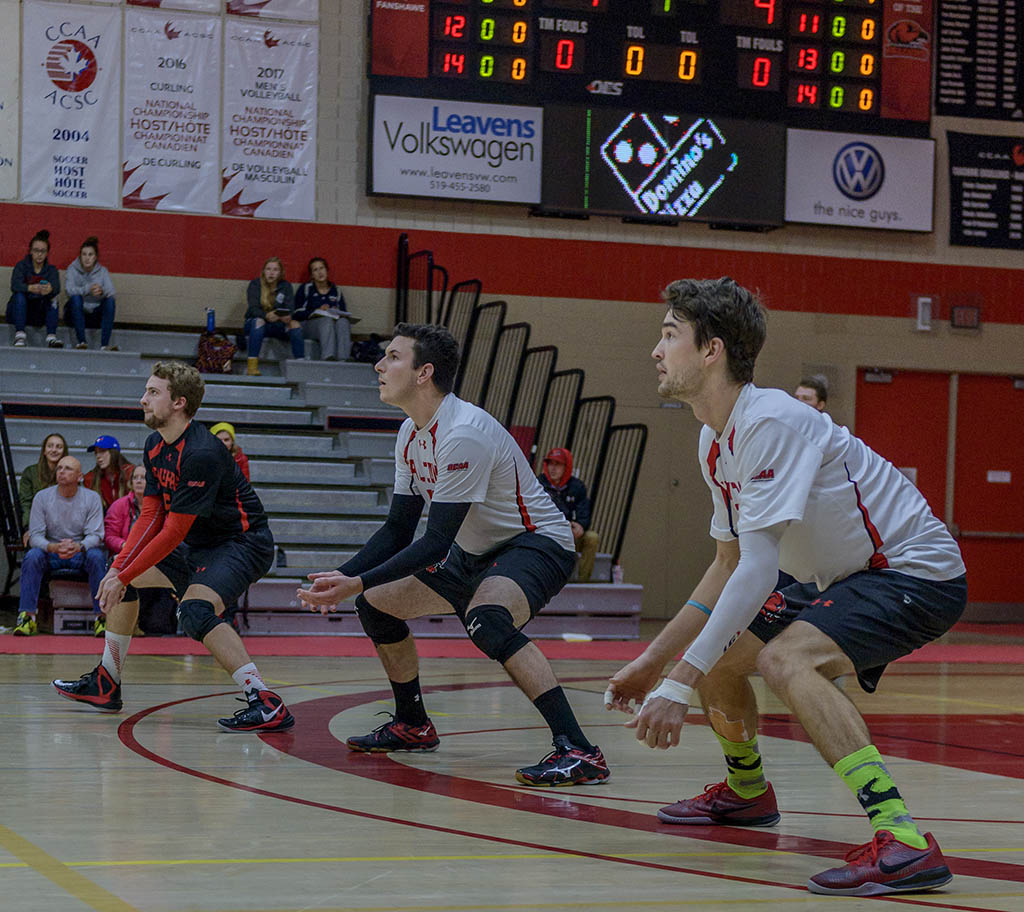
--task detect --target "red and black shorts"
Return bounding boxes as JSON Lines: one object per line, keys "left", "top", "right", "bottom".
{"left": 151, "top": 527, "right": 275, "bottom": 610}
{"left": 748, "top": 569, "right": 967, "bottom": 693}
{"left": 413, "top": 531, "right": 575, "bottom": 621}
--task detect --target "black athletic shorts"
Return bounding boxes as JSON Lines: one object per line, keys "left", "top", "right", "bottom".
{"left": 152, "top": 526, "right": 274, "bottom": 610}
{"left": 414, "top": 531, "right": 575, "bottom": 620}
{"left": 748, "top": 569, "right": 967, "bottom": 693}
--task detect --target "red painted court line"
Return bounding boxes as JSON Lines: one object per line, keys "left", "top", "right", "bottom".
{"left": 115, "top": 682, "right": 1024, "bottom": 901}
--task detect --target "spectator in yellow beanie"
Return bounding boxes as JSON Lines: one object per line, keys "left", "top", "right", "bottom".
{"left": 209, "top": 422, "right": 250, "bottom": 481}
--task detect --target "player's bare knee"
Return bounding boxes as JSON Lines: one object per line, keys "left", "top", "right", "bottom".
{"left": 755, "top": 640, "right": 793, "bottom": 686}
{"left": 464, "top": 604, "right": 529, "bottom": 664}
{"left": 355, "top": 594, "right": 409, "bottom": 645}
{"left": 177, "top": 598, "right": 224, "bottom": 642}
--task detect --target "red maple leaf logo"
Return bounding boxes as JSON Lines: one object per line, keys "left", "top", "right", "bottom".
{"left": 164, "top": 22, "right": 181, "bottom": 40}
{"left": 263, "top": 30, "right": 280, "bottom": 48}
{"left": 222, "top": 189, "right": 267, "bottom": 217}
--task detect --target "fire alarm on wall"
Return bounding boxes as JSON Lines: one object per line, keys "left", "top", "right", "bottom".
{"left": 951, "top": 305, "right": 981, "bottom": 329}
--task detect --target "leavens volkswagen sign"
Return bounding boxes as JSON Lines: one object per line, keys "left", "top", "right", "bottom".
{"left": 371, "top": 95, "right": 543, "bottom": 204}
{"left": 786, "top": 129, "right": 935, "bottom": 232}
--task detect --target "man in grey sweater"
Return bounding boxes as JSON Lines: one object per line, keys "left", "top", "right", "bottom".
{"left": 13, "top": 456, "right": 105, "bottom": 637}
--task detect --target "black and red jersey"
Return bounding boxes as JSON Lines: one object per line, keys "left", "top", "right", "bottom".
{"left": 143, "top": 420, "right": 267, "bottom": 549}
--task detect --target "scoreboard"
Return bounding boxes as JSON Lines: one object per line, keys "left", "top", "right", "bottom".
{"left": 370, "top": 1, "right": 933, "bottom": 134}
{"left": 368, "top": 1, "right": 936, "bottom": 225}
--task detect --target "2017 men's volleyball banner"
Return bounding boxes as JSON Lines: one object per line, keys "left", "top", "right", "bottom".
{"left": 20, "top": 0, "right": 121, "bottom": 208}
{"left": 123, "top": 9, "right": 221, "bottom": 214}
{"left": 221, "top": 20, "right": 317, "bottom": 220}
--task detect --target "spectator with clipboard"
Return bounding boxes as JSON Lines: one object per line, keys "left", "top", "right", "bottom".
{"left": 293, "top": 256, "right": 360, "bottom": 362}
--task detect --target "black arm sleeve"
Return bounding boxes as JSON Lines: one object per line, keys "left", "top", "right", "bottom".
{"left": 356, "top": 501, "right": 472, "bottom": 592}
{"left": 338, "top": 493, "right": 424, "bottom": 577}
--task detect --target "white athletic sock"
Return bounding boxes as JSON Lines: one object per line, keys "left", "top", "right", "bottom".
{"left": 100, "top": 632, "right": 132, "bottom": 683}
{"left": 232, "top": 663, "right": 267, "bottom": 701}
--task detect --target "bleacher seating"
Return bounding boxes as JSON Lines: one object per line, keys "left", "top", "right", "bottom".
{"left": 1, "top": 233, "right": 646, "bottom": 638}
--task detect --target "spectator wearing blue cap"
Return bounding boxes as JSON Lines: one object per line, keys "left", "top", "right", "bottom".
{"left": 83, "top": 435, "right": 135, "bottom": 512}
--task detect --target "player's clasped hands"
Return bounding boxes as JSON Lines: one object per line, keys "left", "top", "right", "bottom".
{"left": 604, "top": 657, "right": 691, "bottom": 750}
{"left": 296, "top": 571, "right": 362, "bottom": 615}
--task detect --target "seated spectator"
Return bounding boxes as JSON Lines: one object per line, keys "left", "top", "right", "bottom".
{"left": 794, "top": 374, "right": 829, "bottom": 413}
{"left": 6, "top": 228, "right": 62, "bottom": 348}
{"left": 18, "top": 433, "right": 68, "bottom": 544}
{"left": 64, "top": 235, "right": 118, "bottom": 351}
{"left": 104, "top": 464, "right": 177, "bottom": 636}
{"left": 294, "top": 256, "right": 359, "bottom": 362}
{"left": 104, "top": 464, "right": 147, "bottom": 556}
{"left": 537, "top": 447, "right": 600, "bottom": 583}
{"left": 209, "top": 421, "right": 250, "bottom": 481}
{"left": 13, "top": 455, "right": 105, "bottom": 637}
{"left": 244, "top": 256, "right": 302, "bottom": 375}
{"left": 83, "top": 435, "right": 135, "bottom": 512}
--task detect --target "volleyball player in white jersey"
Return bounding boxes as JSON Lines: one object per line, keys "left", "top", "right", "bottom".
{"left": 605, "top": 278, "right": 966, "bottom": 896}
{"left": 298, "top": 323, "right": 609, "bottom": 786}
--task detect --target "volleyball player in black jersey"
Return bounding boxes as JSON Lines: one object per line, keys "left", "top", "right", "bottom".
{"left": 53, "top": 361, "right": 294, "bottom": 732}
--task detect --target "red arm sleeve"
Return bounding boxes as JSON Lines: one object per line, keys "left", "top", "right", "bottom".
{"left": 112, "top": 496, "right": 165, "bottom": 571}
{"left": 115, "top": 512, "right": 196, "bottom": 585}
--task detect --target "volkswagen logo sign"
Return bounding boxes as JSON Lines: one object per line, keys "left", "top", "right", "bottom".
{"left": 832, "top": 141, "right": 885, "bottom": 201}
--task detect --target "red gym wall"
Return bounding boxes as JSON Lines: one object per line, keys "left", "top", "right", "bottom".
{"left": 1, "top": 202, "right": 1022, "bottom": 324}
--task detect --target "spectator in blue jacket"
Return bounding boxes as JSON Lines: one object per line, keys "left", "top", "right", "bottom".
{"left": 294, "top": 256, "right": 359, "bottom": 361}
{"left": 6, "top": 229, "right": 62, "bottom": 348}
{"left": 64, "top": 236, "right": 118, "bottom": 351}
{"left": 243, "top": 256, "right": 302, "bottom": 375}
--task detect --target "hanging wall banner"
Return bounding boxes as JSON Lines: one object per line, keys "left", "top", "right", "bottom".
{"left": 127, "top": 0, "right": 220, "bottom": 13}
{"left": 0, "top": 0, "right": 19, "bottom": 199}
{"left": 226, "top": 0, "right": 318, "bottom": 23}
{"left": 20, "top": 0, "right": 121, "bottom": 207}
{"left": 123, "top": 9, "right": 221, "bottom": 212}
{"left": 221, "top": 20, "right": 317, "bottom": 219}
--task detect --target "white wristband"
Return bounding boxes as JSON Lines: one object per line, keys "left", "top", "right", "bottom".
{"left": 644, "top": 678, "right": 693, "bottom": 708}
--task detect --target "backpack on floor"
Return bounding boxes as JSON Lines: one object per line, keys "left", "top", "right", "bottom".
{"left": 196, "top": 331, "right": 237, "bottom": 373}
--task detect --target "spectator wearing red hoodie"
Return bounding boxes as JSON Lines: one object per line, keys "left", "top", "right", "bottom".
{"left": 538, "top": 448, "right": 599, "bottom": 583}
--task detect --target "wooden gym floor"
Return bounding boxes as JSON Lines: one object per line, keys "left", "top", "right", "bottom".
{"left": 1, "top": 647, "right": 1022, "bottom": 912}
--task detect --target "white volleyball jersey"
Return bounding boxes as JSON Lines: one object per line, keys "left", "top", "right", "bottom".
{"left": 394, "top": 394, "right": 575, "bottom": 555}
{"left": 699, "top": 385, "right": 965, "bottom": 589}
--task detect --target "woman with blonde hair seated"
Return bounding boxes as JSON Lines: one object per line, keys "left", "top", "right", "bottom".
{"left": 243, "top": 256, "right": 303, "bottom": 375}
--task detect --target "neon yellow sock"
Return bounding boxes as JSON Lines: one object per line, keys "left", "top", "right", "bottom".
{"left": 834, "top": 745, "right": 927, "bottom": 849}
{"left": 713, "top": 731, "right": 767, "bottom": 799}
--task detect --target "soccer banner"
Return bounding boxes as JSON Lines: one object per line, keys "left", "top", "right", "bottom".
{"left": 221, "top": 20, "right": 317, "bottom": 219}
{"left": 20, "top": 1, "right": 121, "bottom": 207}
{"left": 0, "top": 0, "right": 19, "bottom": 199}
{"left": 226, "top": 0, "right": 318, "bottom": 22}
{"left": 123, "top": 9, "right": 221, "bottom": 212}
{"left": 127, "top": 0, "right": 219, "bottom": 11}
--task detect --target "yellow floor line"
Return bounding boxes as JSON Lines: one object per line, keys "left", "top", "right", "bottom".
{"left": 0, "top": 824, "right": 140, "bottom": 912}
{"left": 2, "top": 844, "right": 1021, "bottom": 871}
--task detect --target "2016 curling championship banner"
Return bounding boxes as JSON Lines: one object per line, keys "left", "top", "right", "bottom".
{"left": 123, "top": 9, "right": 221, "bottom": 213}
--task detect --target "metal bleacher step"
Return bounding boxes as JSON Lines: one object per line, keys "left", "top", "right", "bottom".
{"left": 283, "top": 360, "right": 380, "bottom": 385}
{"left": 0, "top": 345, "right": 147, "bottom": 375}
{"left": 253, "top": 486, "right": 381, "bottom": 513}
{"left": 268, "top": 516, "right": 389, "bottom": 545}
{"left": 267, "top": 547, "right": 359, "bottom": 577}
{"left": 202, "top": 381, "right": 302, "bottom": 408}
{"left": 302, "top": 383, "right": 388, "bottom": 410}
{"left": 248, "top": 459, "right": 357, "bottom": 485}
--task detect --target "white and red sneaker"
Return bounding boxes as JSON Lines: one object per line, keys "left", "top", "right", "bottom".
{"left": 217, "top": 690, "right": 294, "bottom": 732}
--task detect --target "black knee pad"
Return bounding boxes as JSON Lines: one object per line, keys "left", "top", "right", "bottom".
{"left": 123, "top": 584, "right": 139, "bottom": 602}
{"left": 355, "top": 594, "right": 409, "bottom": 646}
{"left": 464, "top": 604, "right": 530, "bottom": 664}
{"left": 177, "top": 598, "right": 224, "bottom": 642}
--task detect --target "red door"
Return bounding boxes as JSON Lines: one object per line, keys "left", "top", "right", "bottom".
{"left": 953, "top": 375, "right": 1024, "bottom": 604}
{"left": 854, "top": 369, "right": 950, "bottom": 518}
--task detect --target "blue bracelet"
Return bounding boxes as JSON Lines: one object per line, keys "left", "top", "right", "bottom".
{"left": 685, "top": 599, "right": 711, "bottom": 617}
